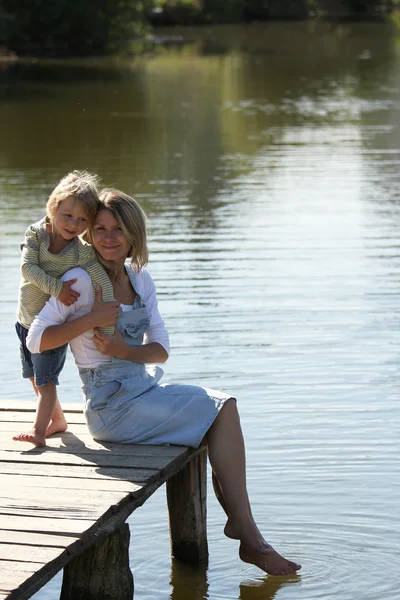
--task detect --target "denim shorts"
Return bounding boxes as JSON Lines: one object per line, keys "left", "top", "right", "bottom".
{"left": 15, "top": 322, "right": 68, "bottom": 387}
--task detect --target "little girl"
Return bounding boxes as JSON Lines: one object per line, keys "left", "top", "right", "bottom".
{"left": 13, "top": 170, "right": 119, "bottom": 447}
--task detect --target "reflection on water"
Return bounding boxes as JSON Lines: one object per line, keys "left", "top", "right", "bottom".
{"left": 1, "top": 20, "right": 400, "bottom": 600}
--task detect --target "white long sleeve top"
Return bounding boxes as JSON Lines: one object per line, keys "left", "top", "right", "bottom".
{"left": 26, "top": 266, "right": 170, "bottom": 368}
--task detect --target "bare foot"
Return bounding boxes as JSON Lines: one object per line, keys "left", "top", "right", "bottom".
{"left": 45, "top": 418, "right": 68, "bottom": 438}
{"left": 12, "top": 429, "right": 46, "bottom": 447}
{"left": 224, "top": 518, "right": 271, "bottom": 553}
{"left": 239, "top": 543, "right": 301, "bottom": 576}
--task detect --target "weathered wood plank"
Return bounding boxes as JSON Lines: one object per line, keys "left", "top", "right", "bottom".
{"left": 0, "top": 530, "right": 78, "bottom": 547}
{"left": 0, "top": 515, "right": 99, "bottom": 535}
{"left": 0, "top": 544, "right": 67, "bottom": 563}
{"left": 0, "top": 449, "right": 188, "bottom": 471}
{"left": 1, "top": 431, "right": 188, "bottom": 458}
{"left": 0, "top": 473, "right": 142, "bottom": 493}
{"left": 0, "top": 412, "right": 86, "bottom": 424}
{"left": 1, "top": 423, "right": 88, "bottom": 435}
{"left": 0, "top": 559, "right": 50, "bottom": 595}
{"left": 0, "top": 490, "right": 129, "bottom": 518}
{"left": 0, "top": 462, "right": 158, "bottom": 483}
{"left": 0, "top": 556, "right": 69, "bottom": 600}
{"left": 0, "top": 401, "right": 83, "bottom": 413}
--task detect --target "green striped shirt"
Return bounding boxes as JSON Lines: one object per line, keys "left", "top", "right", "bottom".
{"left": 17, "top": 217, "right": 114, "bottom": 336}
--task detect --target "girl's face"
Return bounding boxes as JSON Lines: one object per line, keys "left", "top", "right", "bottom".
{"left": 51, "top": 197, "right": 89, "bottom": 240}
{"left": 92, "top": 208, "right": 131, "bottom": 263}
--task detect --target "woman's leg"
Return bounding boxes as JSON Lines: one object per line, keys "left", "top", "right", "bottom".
{"left": 206, "top": 399, "right": 301, "bottom": 576}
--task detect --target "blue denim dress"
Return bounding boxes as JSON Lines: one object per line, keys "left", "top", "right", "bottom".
{"left": 79, "top": 269, "right": 233, "bottom": 448}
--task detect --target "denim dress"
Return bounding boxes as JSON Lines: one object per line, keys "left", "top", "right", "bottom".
{"left": 79, "top": 269, "right": 233, "bottom": 448}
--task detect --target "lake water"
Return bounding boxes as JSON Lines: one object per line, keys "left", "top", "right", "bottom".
{"left": 1, "top": 20, "right": 399, "bottom": 600}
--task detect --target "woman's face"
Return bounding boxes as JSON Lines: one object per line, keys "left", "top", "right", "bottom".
{"left": 92, "top": 208, "right": 131, "bottom": 263}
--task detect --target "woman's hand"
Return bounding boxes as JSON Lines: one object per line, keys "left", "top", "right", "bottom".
{"left": 91, "top": 286, "right": 120, "bottom": 328}
{"left": 92, "top": 328, "right": 127, "bottom": 358}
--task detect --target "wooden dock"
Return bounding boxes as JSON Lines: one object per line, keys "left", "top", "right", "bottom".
{"left": 0, "top": 400, "right": 208, "bottom": 600}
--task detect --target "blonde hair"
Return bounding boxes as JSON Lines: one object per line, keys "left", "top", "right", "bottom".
{"left": 46, "top": 170, "right": 100, "bottom": 223}
{"left": 86, "top": 188, "right": 149, "bottom": 275}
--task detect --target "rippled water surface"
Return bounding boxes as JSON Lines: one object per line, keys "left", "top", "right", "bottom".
{"left": 1, "top": 21, "right": 400, "bottom": 600}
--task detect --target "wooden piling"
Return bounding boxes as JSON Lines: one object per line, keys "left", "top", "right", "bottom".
{"left": 60, "top": 524, "right": 133, "bottom": 600}
{"left": 166, "top": 449, "right": 208, "bottom": 565}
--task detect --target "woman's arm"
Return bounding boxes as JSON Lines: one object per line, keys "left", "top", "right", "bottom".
{"left": 137, "top": 268, "right": 170, "bottom": 355}
{"left": 93, "top": 329, "right": 168, "bottom": 363}
{"left": 26, "top": 268, "right": 119, "bottom": 353}
{"left": 91, "top": 266, "right": 169, "bottom": 364}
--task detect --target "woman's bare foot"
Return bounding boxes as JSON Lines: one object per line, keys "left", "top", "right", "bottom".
{"left": 12, "top": 429, "right": 46, "bottom": 447}
{"left": 45, "top": 418, "right": 68, "bottom": 438}
{"left": 224, "top": 517, "right": 272, "bottom": 553}
{"left": 239, "top": 543, "right": 301, "bottom": 576}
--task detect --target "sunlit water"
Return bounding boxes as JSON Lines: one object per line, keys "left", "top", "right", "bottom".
{"left": 1, "top": 20, "right": 400, "bottom": 600}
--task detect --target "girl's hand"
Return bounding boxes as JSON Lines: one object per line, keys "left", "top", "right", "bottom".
{"left": 91, "top": 287, "right": 120, "bottom": 328}
{"left": 58, "top": 279, "right": 80, "bottom": 306}
{"left": 93, "top": 328, "right": 126, "bottom": 358}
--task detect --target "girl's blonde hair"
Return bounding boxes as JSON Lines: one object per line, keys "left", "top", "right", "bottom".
{"left": 46, "top": 170, "right": 100, "bottom": 222}
{"left": 86, "top": 188, "right": 149, "bottom": 276}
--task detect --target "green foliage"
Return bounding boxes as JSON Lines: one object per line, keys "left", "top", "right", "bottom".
{"left": 0, "top": 0, "right": 393, "bottom": 56}
{"left": 339, "top": 0, "right": 381, "bottom": 12}
{"left": 0, "top": 0, "right": 153, "bottom": 56}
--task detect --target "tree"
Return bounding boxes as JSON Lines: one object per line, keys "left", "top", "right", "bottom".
{"left": 0, "top": 0, "right": 155, "bottom": 57}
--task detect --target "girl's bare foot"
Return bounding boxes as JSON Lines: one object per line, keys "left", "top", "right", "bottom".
{"left": 239, "top": 543, "right": 301, "bottom": 576}
{"left": 45, "top": 418, "right": 68, "bottom": 438}
{"left": 12, "top": 429, "right": 46, "bottom": 447}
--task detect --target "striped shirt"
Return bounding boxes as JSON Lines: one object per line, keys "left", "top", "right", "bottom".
{"left": 16, "top": 217, "right": 115, "bottom": 336}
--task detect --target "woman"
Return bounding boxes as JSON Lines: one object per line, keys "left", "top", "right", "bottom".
{"left": 27, "top": 188, "right": 301, "bottom": 576}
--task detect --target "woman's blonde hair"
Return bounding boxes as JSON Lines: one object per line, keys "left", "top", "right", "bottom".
{"left": 86, "top": 188, "right": 149, "bottom": 275}
{"left": 46, "top": 170, "right": 100, "bottom": 222}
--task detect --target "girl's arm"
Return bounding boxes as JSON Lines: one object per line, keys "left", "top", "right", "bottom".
{"left": 26, "top": 269, "right": 119, "bottom": 353}
{"left": 21, "top": 224, "right": 79, "bottom": 305}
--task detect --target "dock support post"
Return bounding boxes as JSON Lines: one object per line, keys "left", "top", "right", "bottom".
{"left": 60, "top": 523, "right": 133, "bottom": 600}
{"left": 166, "top": 448, "right": 208, "bottom": 565}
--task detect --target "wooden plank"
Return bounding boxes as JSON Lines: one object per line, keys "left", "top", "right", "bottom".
{"left": 0, "top": 530, "right": 79, "bottom": 547}
{"left": 1, "top": 430, "right": 188, "bottom": 457}
{"left": 0, "top": 473, "right": 142, "bottom": 493}
{"left": 1, "top": 422, "right": 88, "bottom": 433}
{"left": 0, "top": 412, "right": 86, "bottom": 424}
{"left": 0, "top": 556, "right": 69, "bottom": 600}
{"left": 0, "top": 462, "right": 159, "bottom": 483}
{"left": 0, "top": 492, "right": 131, "bottom": 512}
{"left": 0, "top": 562, "right": 39, "bottom": 596}
{"left": 1, "top": 434, "right": 190, "bottom": 462}
{"left": 0, "top": 449, "right": 187, "bottom": 471}
{"left": 0, "top": 543, "right": 66, "bottom": 563}
{"left": 0, "top": 400, "right": 83, "bottom": 413}
{"left": 0, "top": 514, "right": 100, "bottom": 535}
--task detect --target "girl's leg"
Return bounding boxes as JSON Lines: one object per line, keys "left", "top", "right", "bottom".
{"left": 45, "top": 395, "right": 68, "bottom": 438}
{"left": 206, "top": 399, "right": 301, "bottom": 576}
{"left": 28, "top": 377, "right": 68, "bottom": 437}
{"left": 13, "top": 380, "right": 67, "bottom": 446}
